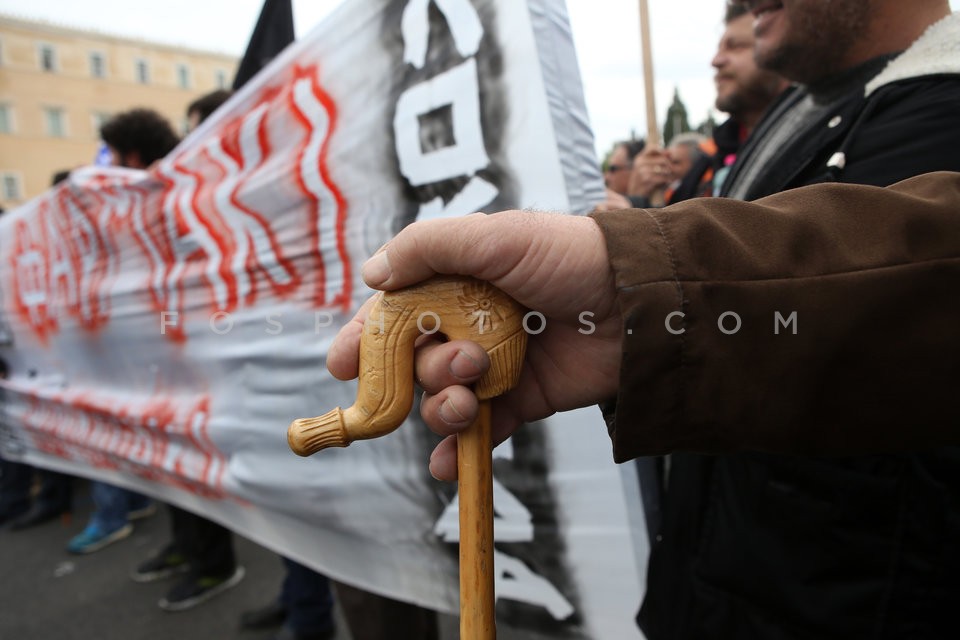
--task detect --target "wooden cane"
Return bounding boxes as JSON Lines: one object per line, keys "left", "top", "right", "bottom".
{"left": 458, "top": 399, "right": 494, "bottom": 638}
{"left": 288, "top": 276, "right": 528, "bottom": 640}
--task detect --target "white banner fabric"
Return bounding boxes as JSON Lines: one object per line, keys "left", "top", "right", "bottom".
{"left": 0, "top": 1, "right": 644, "bottom": 637}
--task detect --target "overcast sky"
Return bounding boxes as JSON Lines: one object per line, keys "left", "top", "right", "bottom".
{"left": 2, "top": 0, "right": 958, "bottom": 159}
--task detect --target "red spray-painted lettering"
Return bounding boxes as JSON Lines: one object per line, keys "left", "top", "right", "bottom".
{"left": 12, "top": 384, "right": 227, "bottom": 499}
{"left": 8, "top": 63, "right": 350, "bottom": 344}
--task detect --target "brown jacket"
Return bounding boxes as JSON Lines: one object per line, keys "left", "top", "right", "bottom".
{"left": 592, "top": 171, "right": 960, "bottom": 460}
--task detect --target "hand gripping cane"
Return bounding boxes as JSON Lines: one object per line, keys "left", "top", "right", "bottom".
{"left": 288, "top": 276, "right": 528, "bottom": 640}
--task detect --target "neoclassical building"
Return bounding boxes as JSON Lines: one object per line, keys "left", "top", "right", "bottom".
{"left": 0, "top": 14, "right": 236, "bottom": 206}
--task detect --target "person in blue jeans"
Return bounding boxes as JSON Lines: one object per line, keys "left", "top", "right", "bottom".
{"left": 65, "top": 107, "right": 180, "bottom": 554}
{"left": 67, "top": 481, "right": 155, "bottom": 553}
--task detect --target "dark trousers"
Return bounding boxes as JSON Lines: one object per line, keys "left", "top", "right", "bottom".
{"left": 333, "top": 580, "right": 438, "bottom": 640}
{"left": 282, "top": 558, "right": 335, "bottom": 634}
{"left": 34, "top": 468, "right": 72, "bottom": 513}
{"left": 0, "top": 461, "right": 70, "bottom": 519}
{"left": 0, "top": 459, "right": 31, "bottom": 521}
{"left": 636, "top": 456, "right": 664, "bottom": 540}
{"left": 169, "top": 506, "right": 235, "bottom": 578}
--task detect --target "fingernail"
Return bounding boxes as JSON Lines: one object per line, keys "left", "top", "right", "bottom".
{"left": 438, "top": 398, "right": 468, "bottom": 426}
{"left": 449, "top": 349, "right": 483, "bottom": 380}
{"left": 361, "top": 252, "right": 391, "bottom": 287}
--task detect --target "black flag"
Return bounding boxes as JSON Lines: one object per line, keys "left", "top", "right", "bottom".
{"left": 232, "top": 0, "right": 295, "bottom": 90}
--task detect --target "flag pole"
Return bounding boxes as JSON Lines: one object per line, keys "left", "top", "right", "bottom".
{"left": 639, "top": 0, "right": 659, "bottom": 147}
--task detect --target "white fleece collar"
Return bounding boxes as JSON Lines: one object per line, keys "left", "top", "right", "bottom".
{"left": 865, "top": 12, "right": 960, "bottom": 97}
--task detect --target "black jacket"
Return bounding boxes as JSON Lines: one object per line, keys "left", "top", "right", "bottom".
{"left": 640, "top": 14, "right": 960, "bottom": 640}
{"left": 669, "top": 116, "right": 744, "bottom": 203}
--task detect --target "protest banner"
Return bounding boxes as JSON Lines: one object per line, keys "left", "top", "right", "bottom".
{"left": 0, "top": 1, "right": 645, "bottom": 636}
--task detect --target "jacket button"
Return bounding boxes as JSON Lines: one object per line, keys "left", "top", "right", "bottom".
{"left": 828, "top": 115, "right": 842, "bottom": 128}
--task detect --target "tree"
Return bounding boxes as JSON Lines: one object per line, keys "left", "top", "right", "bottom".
{"left": 663, "top": 87, "right": 691, "bottom": 146}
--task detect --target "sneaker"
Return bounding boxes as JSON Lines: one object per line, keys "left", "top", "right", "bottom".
{"left": 127, "top": 502, "right": 157, "bottom": 521}
{"left": 131, "top": 545, "right": 191, "bottom": 583}
{"left": 158, "top": 566, "right": 245, "bottom": 612}
{"left": 67, "top": 522, "right": 133, "bottom": 554}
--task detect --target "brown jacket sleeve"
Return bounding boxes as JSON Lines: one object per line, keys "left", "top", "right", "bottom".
{"left": 590, "top": 172, "right": 960, "bottom": 461}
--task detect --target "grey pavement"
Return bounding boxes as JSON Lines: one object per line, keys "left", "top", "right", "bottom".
{"left": 0, "top": 479, "right": 544, "bottom": 640}
{"left": 0, "top": 478, "right": 348, "bottom": 640}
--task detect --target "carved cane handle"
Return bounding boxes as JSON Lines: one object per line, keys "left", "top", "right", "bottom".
{"left": 288, "top": 276, "right": 527, "bottom": 456}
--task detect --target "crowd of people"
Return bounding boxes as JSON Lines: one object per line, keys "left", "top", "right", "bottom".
{"left": 3, "top": 0, "right": 960, "bottom": 637}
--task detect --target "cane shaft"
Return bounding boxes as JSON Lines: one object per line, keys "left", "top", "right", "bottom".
{"left": 458, "top": 400, "right": 496, "bottom": 640}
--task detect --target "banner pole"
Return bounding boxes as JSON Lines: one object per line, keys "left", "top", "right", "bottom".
{"left": 639, "top": 0, "right": 660, "bottom": 147}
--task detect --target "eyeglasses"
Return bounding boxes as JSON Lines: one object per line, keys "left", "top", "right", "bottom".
{"left": 604, "top": 164, "right": 631, "bottom": 173}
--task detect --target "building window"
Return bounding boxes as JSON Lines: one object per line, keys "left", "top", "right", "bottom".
{"left": 176, "top": 63, "right": 191, "bottom": 89}
{"left": 215, "top": 69, "right": 228, "bottom": 90}
{"left": 135, "top": 58, "right": 150, "bottom": 84}
{"left": 39, "top": 43, "right": 57, "bottom": 72}
{"left": 0, "top": 104, "right": 12, "bottom": 134}
{"left": 89, "top": 52, "right": 106, "bottom": 78}
{"left": 1, "top": 173, "right": 23, "bottom": 201}
{"left": 44, "top": 107, "right": 66, "bottom": 137}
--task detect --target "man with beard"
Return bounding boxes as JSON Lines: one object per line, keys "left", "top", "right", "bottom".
{"left": 330, "top": 170, "right": 960, "bottom": 637}
{"left": 637, "top": 1, "right": 960, "bottom": 638}
{"left": 602, "top": 4, "right": 788, "bottom": 210}
{"left": 670, "top": 3, "right": 789, "bottom": 200}
{"left": 629, "top": 0, "right": 792, "bottom": 545}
